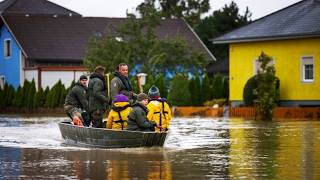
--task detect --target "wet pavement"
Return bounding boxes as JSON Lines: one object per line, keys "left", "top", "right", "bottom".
{"left": 0, "top": 116, "right": 319, "bottom": 179}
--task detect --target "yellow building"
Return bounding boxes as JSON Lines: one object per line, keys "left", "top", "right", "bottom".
{"left": 213, "top": 0, "right": 320, "bottom": 107}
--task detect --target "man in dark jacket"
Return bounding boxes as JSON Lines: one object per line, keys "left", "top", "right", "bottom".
{"left": 88, "top": 66, "right": 109, "bottom": 128}
{"left": 110, "top": 63, "right": 137, "bottom": 102}
{"left": 127, "top": 93, "right": 159, "bottom": 131}
{"left": 64, "top": 75, "right": 89, "bottom": 126}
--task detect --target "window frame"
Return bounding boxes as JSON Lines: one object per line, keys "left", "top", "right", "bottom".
{"left": 253, "top": 58, "right": 275, "bottom": 75}
{"left": 4, "top": 38, "right": 12, "bottom": 58}
{"left": 301, "top": 56, "right": 314, "bottom": 83}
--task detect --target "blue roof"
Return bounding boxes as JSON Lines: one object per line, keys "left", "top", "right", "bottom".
{"left": 213, "top": 0, "right": 320, "bottom": 44}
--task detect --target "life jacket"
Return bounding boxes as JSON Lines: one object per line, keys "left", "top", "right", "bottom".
{"left": 112, "top": 104, "right": 131, "bottom": 130}
{"left": 147, "top": 98, "right": 171, "bottom": 132}
{"left": 106, "top": 102, "right": 131, "bottom": 130}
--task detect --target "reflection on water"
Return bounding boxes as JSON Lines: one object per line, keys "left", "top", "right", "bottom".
{"left": 0, "top": 116, "right": 320, "bottom": 179}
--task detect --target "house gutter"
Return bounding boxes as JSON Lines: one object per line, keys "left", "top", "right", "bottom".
{"left": 212, "top": 34, "right": 320, "bottom": 44}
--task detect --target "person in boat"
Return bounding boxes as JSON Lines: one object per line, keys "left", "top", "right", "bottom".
{"left": 88, "top": 66, "right": 109, "bottom": 128}
{"left": 110, "top": 63, "right": 137, "bottom": 103}
{"left": 64, "top": 75, "right": 89, "bottom": 127}
{"left": 147, "top": 85, "right": 172, "bottom": 132}
{"left": 105, "top": 94, "right": 132, "bottom": 130}
{"left": 127, "top": 93, "right": 160, "bottom": 131}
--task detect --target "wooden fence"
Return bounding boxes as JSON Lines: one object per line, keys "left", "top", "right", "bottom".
{"left": 173, "top": 106, "right": 224, "bottom": 117}
{"left": 173, "top": 106, "right": 320, "bottom": 119}
{"left": 229, "top": 107, "right": 320, "bottom": 119}
{"left": 229, "top": 107, "right": 256, "bottom": 118}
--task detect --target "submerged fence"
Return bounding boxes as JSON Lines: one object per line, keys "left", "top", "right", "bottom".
{"left": 174, "top": 106, "right": 320, "bottom": 119}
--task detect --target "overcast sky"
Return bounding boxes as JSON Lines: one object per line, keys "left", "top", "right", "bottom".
{"left": 49, "top": 0, "right": 302, "bottom": 20}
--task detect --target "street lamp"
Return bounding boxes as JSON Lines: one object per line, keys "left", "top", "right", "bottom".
{"left": 137, "top": 73, "right": 147, "bottom": 93}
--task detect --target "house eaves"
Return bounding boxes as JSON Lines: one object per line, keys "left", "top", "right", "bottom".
{"left": 213, "top": 32, "right": 320, "bottom": 44}
{"left": 0, "top": 15, "right": 28, "bottom": 58}
{"left": 212, "top": 0, "right": 320, "bottom": 45}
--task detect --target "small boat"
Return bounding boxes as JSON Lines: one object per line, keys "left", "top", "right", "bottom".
{"left": 58, "top": 121, "right": 168, "bottom": 148}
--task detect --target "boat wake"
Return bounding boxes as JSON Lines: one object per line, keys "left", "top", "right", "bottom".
{"left": 165, "top": 117, "right": 230, "bottom": 149}
{"left": 0, "top": 116, "right": 83, "bottom": 150}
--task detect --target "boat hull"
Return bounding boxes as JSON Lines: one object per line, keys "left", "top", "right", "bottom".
{"left": 58, "top": 122, "right": 167, "bottom": 148}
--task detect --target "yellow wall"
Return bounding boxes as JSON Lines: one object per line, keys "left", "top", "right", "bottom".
{"left": 229, "top": 37, "right": 320, "bottom": 101}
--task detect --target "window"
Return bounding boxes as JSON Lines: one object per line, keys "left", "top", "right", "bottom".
{"left": 4, "top": 39, "right": 11, "bottom": 58}
{"left": 253, "top": 58, "right": 274, "bottom": 75}
{"left": 0, "top": 76, "right": 4, "bottom": 89}
{"left": 301, "top": 56, "right": 314, "bottom": 82}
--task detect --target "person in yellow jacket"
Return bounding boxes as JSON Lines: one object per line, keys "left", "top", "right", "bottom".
{"left": 147, "top": 85, "right": 172, "bottom": 132}
{"left": 105, "top": 94, "right": 132, "bottom": 130}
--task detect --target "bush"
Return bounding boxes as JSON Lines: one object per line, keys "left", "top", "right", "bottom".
{"left": 255, "top": 52, "right": 279, "bottom": 120}
{"left": 168, "top": 74, "right": 191, "bottom": 106}
{"left": 0, "top": 83, "right": 15, "bottom": 108}
{"left": 45, "top": 80, "right": 66, "bottom": 108}
{"left": 222, "top": 78, "right": 229, "bottom": 99}
{"left": 212, "top": 73, "right": 224, "bottom": 99}
{"left": 26, "top": 79, "right": 36, "bottom": 109}
{"left": 243, "top": 75, "right": 257, "bottom": 106}
{"left": 201, "top": 74, "right": 212, "bottom": 102}
{"left": 154, "top": 74, "right": 167, "bottom": 98}
{"left": 189, "top": 75, "right": 202, "bottom": 106}
{"left": 12, "top": 86, "right": 24, "bottom": 107}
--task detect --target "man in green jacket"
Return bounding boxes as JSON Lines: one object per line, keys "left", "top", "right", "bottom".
{"left": 127, "top": 93, "right": 159, "bottom": 131}
{"left": 110, "top": 63, "right": 137, "bottom": 102}
{"left": 88, "top": 66, "right": 109, "bottom": 128}
{"left": 64, "top": 75, "right": 89, "bottom": 126}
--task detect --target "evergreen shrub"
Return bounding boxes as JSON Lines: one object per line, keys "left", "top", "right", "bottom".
{"left": 168, "top": 74, "right": 191, "bottom": 106}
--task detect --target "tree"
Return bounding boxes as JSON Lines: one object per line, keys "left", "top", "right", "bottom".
{"left": 143, "top": 74, "right": 155, "bottom": 94}
{"left": 222, "top": 77, "right": 229, "bottom": 99}
{"left": 12, "top": 86, "right": 24, "bottom": 108}
{"left": 212, "top": 73, "right": 224, "bottom": 99}
{"left": 254, "top": 52, "right": 279, "bottom": 120}
{"left": 154, "top": 74, "right": 167, "bottom": 98}
{"left": 26, "top": 79, "right": 36, "bottom": 109}
{"left": 201, "top": 73, "right": 212, "bottom": 102}
{"left": 84, "top": 12, "right": 208, "bottom": 77}
{"left": 243, "top": 75, "right": 257, "bottom": 106}
{"left": 0, "top": 83, "right": 15, "bottom": 108}
{"left": 33, "top": 86, "right": 44, "bottom": 108}
{"left": 168, "top": 74, "right": 191, "bottom": 106}
{"left": 45, "top": 80, "right": 65, "bottom": 108}
{"left": 189, "top": 75, "right": 202, "bottom": 106}
{"left": 137, "top": 0, "right": 210, "bottom": 27}
{"left": 195, "top": 1, "right": 251, "bottom": 60}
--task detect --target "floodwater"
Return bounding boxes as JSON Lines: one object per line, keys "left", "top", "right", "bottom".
{"left": 0, "top": 116, "right": 319, "bottom": 179}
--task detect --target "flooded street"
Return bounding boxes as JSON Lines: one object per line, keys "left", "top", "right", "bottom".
{"left": 0, "top": 116, "right": 320, "bottom": 179}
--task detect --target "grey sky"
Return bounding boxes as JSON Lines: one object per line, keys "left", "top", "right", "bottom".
{"left": 49, "top": 0, "right": 302, "bottom": 20}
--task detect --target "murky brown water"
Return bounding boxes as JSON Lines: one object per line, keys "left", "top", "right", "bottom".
{"left": 0, "top": 116, "right": 319, "bottom": 179}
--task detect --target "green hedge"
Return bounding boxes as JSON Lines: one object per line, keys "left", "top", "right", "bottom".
{"left": 0, "top": 79, "right": 70, "bottom": 109}
{"left": 0, "top": 73, "right": 229, "bottom": 109}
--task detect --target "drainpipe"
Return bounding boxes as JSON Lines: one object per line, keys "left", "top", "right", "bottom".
{"left": 37, "top": 67, "right": 42, "bottom": 89}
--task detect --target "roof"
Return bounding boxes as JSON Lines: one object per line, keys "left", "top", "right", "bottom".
{"left": 213, "top": 0, "right": 320, "bottom": 44}
{"left": 206, "top": 58, "right": 229, "bottom": 75}
{"left": 0, "top": 0, "right": 81, "bottom": 16}
{"left": 2, "top": 16, "right": 214, "bottom": 62}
